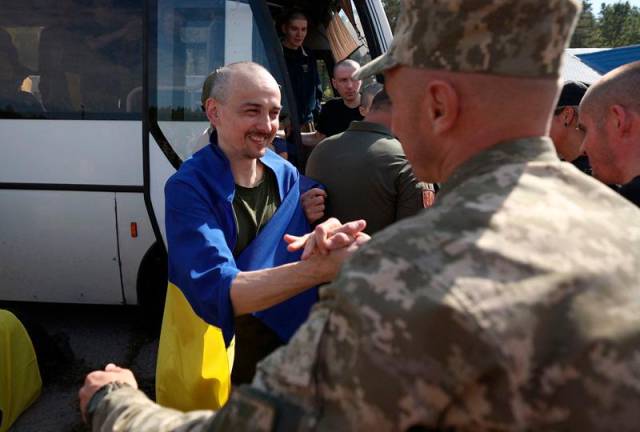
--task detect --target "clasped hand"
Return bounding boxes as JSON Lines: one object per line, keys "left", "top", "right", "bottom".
{"left": 284, "top": 217, "right": 370, "bottom": 260}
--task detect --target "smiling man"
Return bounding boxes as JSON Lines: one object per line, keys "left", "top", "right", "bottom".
{"left": 155, "top": 62, "right": 347, "bottom": 412}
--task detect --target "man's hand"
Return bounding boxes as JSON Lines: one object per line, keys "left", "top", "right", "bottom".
{"left": 285, "top": 218, "right": 369, "bottom": 260}
{"left": 79, "top": 363, "right": 138, "bottom": 422}
{"left": 301, "top": 188, "right": 327, "bottom": 224}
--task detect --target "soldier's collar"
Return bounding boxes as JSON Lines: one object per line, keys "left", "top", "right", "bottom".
{"left": 438, "top": 137, "right": 557, "bottom": 199}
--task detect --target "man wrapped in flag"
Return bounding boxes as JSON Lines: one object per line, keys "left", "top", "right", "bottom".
{"left": 155, "top": 62, "right": 352, "bottom": 411}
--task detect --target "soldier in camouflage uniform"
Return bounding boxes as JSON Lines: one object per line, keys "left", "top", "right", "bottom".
{"left": 79, "top": 0, "right": 640, "bottom": 430}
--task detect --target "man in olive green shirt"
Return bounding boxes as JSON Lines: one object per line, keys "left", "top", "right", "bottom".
{"left": 305, "top": 86, "right": 433, "bottom": 235}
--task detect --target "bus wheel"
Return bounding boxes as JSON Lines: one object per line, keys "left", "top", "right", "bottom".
{"left": 136, "top": 242, "right": 168, "bottom": 333}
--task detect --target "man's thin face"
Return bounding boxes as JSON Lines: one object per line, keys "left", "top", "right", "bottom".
{"left": 579, "top": 109, "right": 619, "bottom": 183}
{"left": 213, "top": 73, "right": 281, "bottom": 160}
{"left": 332, "top": 66, "right": 361, "bottom": 103}
{"left": 284, "top": 19, "right": 307, "bottom": 49}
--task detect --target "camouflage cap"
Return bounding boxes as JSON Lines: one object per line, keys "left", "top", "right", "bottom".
{"left": 355, "top": 0, "right": 582, "bottom": 80}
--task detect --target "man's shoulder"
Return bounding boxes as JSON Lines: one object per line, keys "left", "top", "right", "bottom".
{"left": 321, "top": 98, "right": 344, "bottom": 111}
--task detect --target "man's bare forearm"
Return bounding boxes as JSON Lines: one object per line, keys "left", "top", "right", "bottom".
{"left": 230, "top": 257, "right": 336, "bottom": 316}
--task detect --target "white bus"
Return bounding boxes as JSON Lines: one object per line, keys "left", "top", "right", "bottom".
{"left": 0, "top": 0, "right": 391, "bottom": 310}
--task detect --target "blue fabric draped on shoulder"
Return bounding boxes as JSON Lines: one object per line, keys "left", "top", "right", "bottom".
{"left": 164, "top": 133, "right": 319, "bottom": 346}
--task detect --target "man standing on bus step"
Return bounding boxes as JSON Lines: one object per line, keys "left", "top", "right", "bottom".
{"left": 81, "top": 1, "right": 640, "bottom": 430}
{"left": 302, "top": 59, "right": 363, "bottom": 148}
{"left": 281, "top": 10, "right": 321, "bottom": 133}
{"left": 579, "top": 61, "right": 640, "bottom": 206}
{"left": 155, "top": 61, "right": 361, "bottom": 412}
{"left": 306, "top": 85, "right": 434, "bottom": 235}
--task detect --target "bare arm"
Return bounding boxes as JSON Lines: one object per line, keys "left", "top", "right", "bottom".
{"left": 229, "top": 254, "right": 338, "bottom": 316}
{"left": 231, "top": 218, "right": 369, "bottom": 316}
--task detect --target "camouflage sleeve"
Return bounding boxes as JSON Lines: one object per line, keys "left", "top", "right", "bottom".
{"left": 92, "top": 386, "right": 217, "bottom": 432}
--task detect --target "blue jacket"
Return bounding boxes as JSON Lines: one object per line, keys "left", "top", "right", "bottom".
{"left": 164, "top": 134, "right": 318, "bottom": 346}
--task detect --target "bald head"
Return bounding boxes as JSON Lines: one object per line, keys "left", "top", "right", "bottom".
{"left": 333, "top": 59, "right": 360, "bottom": 76}
{"left": 385, "top": 65, "right": 561, "bottom": 182}
{"left": 208, "top": 62, "right": 279, "bottom": 103}
{"left": 578, "top": 61, "right": 640, "bottom": 185}
{"left": 581, "top": 61, "right": 640, "bottom": 118}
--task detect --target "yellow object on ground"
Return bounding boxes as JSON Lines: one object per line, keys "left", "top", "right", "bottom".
{"left": 156, "top": 283, "right": 234, "bottom": 411}
{"left": 0, "top": 310, "right": 42, "bottom": 432}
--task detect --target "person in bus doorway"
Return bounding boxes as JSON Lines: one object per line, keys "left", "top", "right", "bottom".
{"left": 579, "top": 61, "right": 640, "bottom": 206}
{"left": 302, "top": 59, "right": 364, "bottom": 148}
{"left": 549, "top": 80, "right": 591, "bottom": 174}
{"left": 281, "top": 10, "right": 321, "bottom": 133}
{"left": 80, "top": 1, "right": 640, "bottom": 430}
{"left": 153, "top": 62, "right": 350, "bottom": 412}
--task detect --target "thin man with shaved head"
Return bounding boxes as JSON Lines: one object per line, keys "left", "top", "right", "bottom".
{"left": 302, "top": 59, "right": 363, "bottom": 147}
{"left": 154, "top": 62, "right": 352, "bottom": 412}
{"left": 579, "top": 60, "right": 640, "bottom": 205}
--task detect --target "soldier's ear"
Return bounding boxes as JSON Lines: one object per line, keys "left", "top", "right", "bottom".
{"left": 425, "top": 80, "right": 458, "bottom": 134}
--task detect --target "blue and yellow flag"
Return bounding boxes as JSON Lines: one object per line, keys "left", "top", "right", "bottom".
{"left": 157, "top": 137, "right": 318, "bottom": 411}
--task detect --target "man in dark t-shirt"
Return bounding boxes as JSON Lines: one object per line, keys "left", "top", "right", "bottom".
{"left": 302, "top": 59, "right": 363, "bottom": 147}
{"left": 281, "top": 10, "right": 321, "bottom": 129}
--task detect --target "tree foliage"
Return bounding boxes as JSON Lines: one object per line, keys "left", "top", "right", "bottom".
{"left": 383, "top": 0, "right": 640, "bottom": 48}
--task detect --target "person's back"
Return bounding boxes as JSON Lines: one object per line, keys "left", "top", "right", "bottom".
{"left": 312, "top": 138, "right": 640, "bottom": 429}
{"left": 307, "top": 88, "right": 429, "bottom": 234}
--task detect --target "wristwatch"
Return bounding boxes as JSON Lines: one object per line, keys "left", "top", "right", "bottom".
{"left": 86, "top": 381, "right": 130, "bottom": 427}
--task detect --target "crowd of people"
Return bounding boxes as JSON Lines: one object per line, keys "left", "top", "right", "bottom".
{"left": 77, "top": 0, "right": 640, "bottom": 431}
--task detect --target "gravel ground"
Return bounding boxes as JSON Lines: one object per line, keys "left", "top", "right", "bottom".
{"left": 2, "top": 302, "right": 160, "bottom": 432}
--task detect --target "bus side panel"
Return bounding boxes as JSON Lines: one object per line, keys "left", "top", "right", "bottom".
{"left": 115, "top": 193, "right": 155, "bottom": 304}
{"left": 0, "top": 120, "right": 142, "bottom": 186}
{"left": 0, "top": 190, "right": 122, "bottom": 303}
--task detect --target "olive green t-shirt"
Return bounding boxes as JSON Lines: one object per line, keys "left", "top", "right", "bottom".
{"left": 231, "top": 166, "right": 281, "bottom": 256}
{"left": 230, "top": 166, "right": 283, "bottom": 384}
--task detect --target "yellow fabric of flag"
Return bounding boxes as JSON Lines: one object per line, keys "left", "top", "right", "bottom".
{"left": 156, "top": 283, "right": 234, "bottom": 411}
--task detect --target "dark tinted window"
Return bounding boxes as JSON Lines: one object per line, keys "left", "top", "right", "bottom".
{"left": 0, "top": 0, "right": 143, "bottom": 120}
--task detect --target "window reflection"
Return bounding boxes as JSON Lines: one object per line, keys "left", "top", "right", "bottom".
{"left": 0, "top": 0, "right": 143, "bottom": 119}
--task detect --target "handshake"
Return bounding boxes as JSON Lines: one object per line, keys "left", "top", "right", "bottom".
{"left": 285, "top": 217, "right": 371, "bottom": 261}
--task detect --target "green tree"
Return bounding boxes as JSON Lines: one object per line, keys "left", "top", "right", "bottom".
{"left": 381, "top": 0, "right": 400, "bottom": 31}
{"left": 570, "top": 0, "right": 598, "bottom": 47}
{"left": 597, "top": 2, "right": 640, "bottom": 47}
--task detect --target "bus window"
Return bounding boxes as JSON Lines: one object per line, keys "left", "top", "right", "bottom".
{"left": 0, "top": 0, "right": 143, "bottom": 120}
{"left": 153, "top": 0, "right": 292, "bottom": 161}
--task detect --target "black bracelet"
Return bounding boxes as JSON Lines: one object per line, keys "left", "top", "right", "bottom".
{"left": 86, "top": 381, "right": 130, "bottom": 427}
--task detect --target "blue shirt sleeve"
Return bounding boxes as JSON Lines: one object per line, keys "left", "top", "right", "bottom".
{"left": 165, "top": 177, "right": 238, "bottom": 345}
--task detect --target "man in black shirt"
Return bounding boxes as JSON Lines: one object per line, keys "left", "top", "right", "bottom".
{"left": 302, "top": 59, "right": 363, "bottom": 147}
{"left": 579, "top": 61, "right": 640, "bottom": 207}
{"left": 281, "top": 10, "right": 321, "bottom": 131}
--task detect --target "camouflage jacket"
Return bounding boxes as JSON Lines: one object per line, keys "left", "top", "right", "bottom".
{"left": 94, "top": 137, "right": 640, "bottom": 431}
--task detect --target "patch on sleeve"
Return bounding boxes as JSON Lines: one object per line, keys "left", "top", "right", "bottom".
{"left": 422, "top": 189, "right": 436, "bottom": 208}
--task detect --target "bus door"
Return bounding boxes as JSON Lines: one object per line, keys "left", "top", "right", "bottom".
{"left": 0, "top": 0, "right": 153, "bottom": 304}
